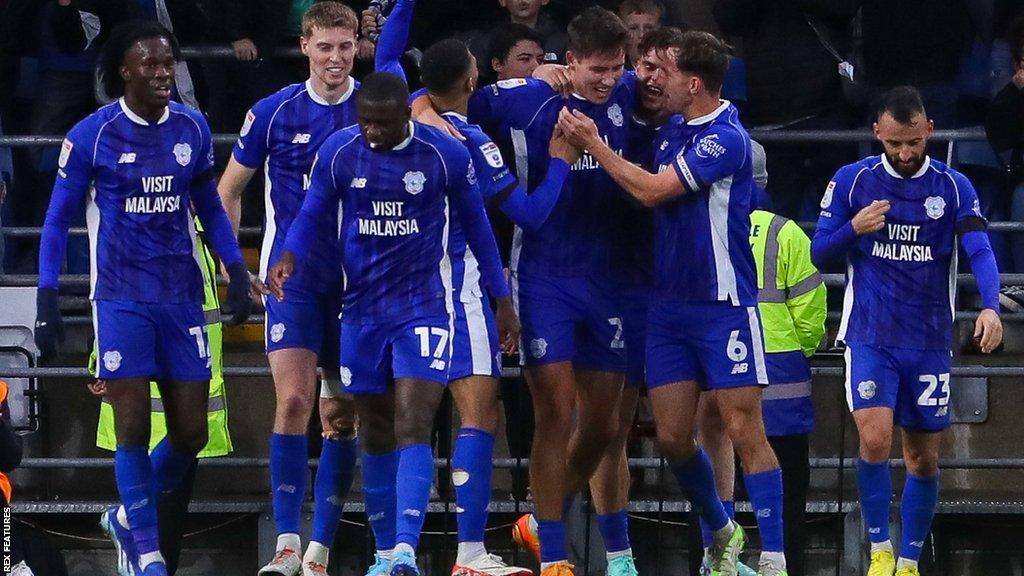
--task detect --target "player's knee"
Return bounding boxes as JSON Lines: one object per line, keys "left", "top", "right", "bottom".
{"left": 532, "top": 401, "right": 573, "bottom": 435}
{"left": 858, "top": 428, "right": 893, "bottom": 460}
{"left": 394, "top": 414, "right": 433, "bottom": 447}
{"left": 276, "top": 390, "right": 315, "bottom": 423}
{"left": 656, "top": 427, "right": 697, "bottom": 460}
{"left": 903, "top": 445, "right": 939, "bottom": 477}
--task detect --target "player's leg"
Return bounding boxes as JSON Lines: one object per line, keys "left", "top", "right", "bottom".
{"left": 390, "top": 377, "right": 447, "bottom": 575}
{"left": 306, "top": 379, "right": 359, "bottom": 574}
{"left": 895, "top": 429, "right": 941, "bottom": 575}
{"left": 106, "top": 377, "right": 163, "bottom": 572}
{"left": 589, "top": 385, "right": 639, "bottom": 574}
{"left": 846, "top": 343, "right": 901, "bottom": 576}
{"left": 354, "top": 390, "right": 399, "bottom": 575}
{"left": 700, "top": 304, "right": 784, "bottom": 574}
{"left": 515, "top": 273, "right": 582, "bottom": 571}
{"left": 264, "top": 293, "right": 329, "bottom": 572}
{"left": 892, "top": 349, "right": 950, "bottom": 575}
{"left": 448, "top": 294, "right": 529, "bottom": 574}
{"left": 646, "top": 302, "right": 741, "bottom": 576}
{"left": 345, "top": 321, "right": 398, "bottom": 575}
{"left": 305, "top": 293, "right": 359, "bottom": 575}
{"left": 695, "top": 394, "right": 744, "bottom": 575}
{"left": 520, "top": 361, "right": 577, "bottom": 568}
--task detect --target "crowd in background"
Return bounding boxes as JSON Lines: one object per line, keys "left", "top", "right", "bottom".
{"left": 1, "top": 0, "right": 1024, "bottom": 291}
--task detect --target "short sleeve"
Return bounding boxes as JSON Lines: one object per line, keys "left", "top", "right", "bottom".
{"left": 465, "top": 131, "right": 516, "bottom": 202}
{"left": 232, "top": 97, "right": 275, "bottom": 169}
{"left": 672, "top": 127, "right": 745, "bottom": 195}
{"left": 468, "top": 79, "right": 557, "bottom": 127}
{"left": 56, "top": 118, "right": 97, "bottom": 192}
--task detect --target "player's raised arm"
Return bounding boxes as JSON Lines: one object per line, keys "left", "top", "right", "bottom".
{"left": 36, "top": 124, "right": 96, "bottom": 356}
{"left": 557, "top": 107, "right": 682, "bottom": 206}
{"left": 374, "top": 0, "right": 415, "bottom": 80}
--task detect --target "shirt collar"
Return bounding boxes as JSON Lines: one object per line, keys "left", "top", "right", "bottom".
{"left": 441, "top": 111, "right": 468, "bottom": 124}
{"left": 880, "top": 154, "right": 931, "bottom": 179}
{"left": 686, "top": 100, "right": 730, "bottom": 126}
{"left": 119, "top": 98, "right": 169, "bottom": 126}
{"left": 305, "top": 77, "right": 355, "bottom": 106}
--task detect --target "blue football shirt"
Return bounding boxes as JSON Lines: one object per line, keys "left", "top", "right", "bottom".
{"left": 468, "top": 76, "right": 636, "bottom": 278}
{"left": 816, "top": 155, "right": 984, "bottom": 350}
{"left": 284, "top": 122, "right": 508, "bottom": 323}
{"left": 46, "top": 99, "right": 220, "bottom": 303}
{"left": 233, "top": 79, "right": 359, "bottom": 295}
{"left": 651, "top": 101, "right": 759, "bottom": 306}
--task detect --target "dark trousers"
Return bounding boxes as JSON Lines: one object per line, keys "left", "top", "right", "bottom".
{"left": 685, "top": 433, "right": 810, "bottom": 576}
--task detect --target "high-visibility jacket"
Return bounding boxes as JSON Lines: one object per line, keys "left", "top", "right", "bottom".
{"left": 92, "top": 222, "right": 232, "bottom": 457}
{"left": 749, "top": 210, "right": 827, "bottom": 436}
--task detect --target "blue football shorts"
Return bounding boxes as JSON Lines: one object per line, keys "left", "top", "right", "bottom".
{"left": 645, "top": 300, "right": 768, "bottom": 390}
{"left": 339, "top": 314, "right": 452, "bottom": 395}
{"left": 844, "top": 342, "right": 953, "bottom": 432}
{"left": 264, "top": 285, "right": 342, "bottom": 368}
{"left": 93, "top": 299, "right": 210, "bottom": 381}
{"left": 449, "top": 294, "right": 502, "bottom": 381}
{"left": 514, "top": 272, "right": 625, "bottom": 372}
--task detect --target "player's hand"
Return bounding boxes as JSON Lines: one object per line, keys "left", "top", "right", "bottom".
{"left": 360, "top": 9, "right": 379, "bottom": 36}
{"left": 549, "top": 126, "right": 582, "bottom": 166}
{"left": 411, "top": 95, "right": 465, "bottom": 141}
{"left": 87, "top": 380, "right": 107, "bottom": 397}
{"left": 223, "top": 261, "right": 254, "bottom": 325}
{"left": 248, "top": 271, "right": 270, "bottom": 306}
{"left": 973, "top": 308, "right": 1003, "bottom": 354}
{"left": 1012, "top": 63, "right": 1024, "bottom": 90}
{"left": 494, "top": 296, "right": 520, "bottom": 354}
{"left": 556, "top": 107, "right": 601, "bottom": 150}
{"left": 34, "top": 287, "right": 64, "bottom": 358}
{"left": 533, "top": 64, "right": 572, "bottom": 97}
{"left": 357, "top": 37, "right": 377, "bottom": 61}
{"left": 267, "top": 252, "right": 295, "bottom": 302}
{"left": 851, "top": 200, "right": 890, "bottom": 235}
{"left": 231, "top": 38, "right": 258, "bottom": 61}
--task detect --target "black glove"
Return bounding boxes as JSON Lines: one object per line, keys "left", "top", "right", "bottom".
{"left": 35, "top": 287, "right": 64, "bottom": 357}
{"left": 223, "top": 262, "right": 253, "bottom": 326}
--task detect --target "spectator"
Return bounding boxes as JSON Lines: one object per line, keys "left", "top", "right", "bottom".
{"left": 714, "top": 0, "right": 858, "bottom": 221}
{"left": 618, "top": 0, "right": 662, "bottom": 67}
{"left": 464, "top": 0, "right": 569, "bottom": 71}
{"left": 487, "top": 23, "right": 545, "bottom": 84}
{"left": 856, "top": 0, "right": 971, "bottom": 129}
{"left": 1, "top": 380, "right": 69, "bottom": 576}
{"left": 986, "top": 15, "right": 1024, "bottom": 309}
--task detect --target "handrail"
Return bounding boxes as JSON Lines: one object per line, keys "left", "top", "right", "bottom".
{"left": 0, "top": 128, "right": 991, "bottom": 148}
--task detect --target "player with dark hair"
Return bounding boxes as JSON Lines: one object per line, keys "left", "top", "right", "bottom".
{"left": 558, "top": 29, "right": 788, "bottom": 576}
{"left": 35, "top": 21, "right": 252, "bottom": 576}
{"left": 812, "top": 85, "right": 1002, "bottom": 576}
{"left": 216, "top": 4, "right": 365, "bottom": 574}
{"left": 269, "top": 71, "right": 513, "bottom": 576}
{"left": 420, "top": 7, "right": 636, "bottom": 576}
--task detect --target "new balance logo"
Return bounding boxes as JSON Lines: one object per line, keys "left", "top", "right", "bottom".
{"left": 118, "top": 153, "right": 136, "bottom": 164}
{"left": 731, "top": 362, "right": 749, "bottom": 375}
{"left": 327, "top": 495, "right": 344, "bottom": 507}
{"left": 292, "top": 133, "right": 311, "bottom": 144}
{"left": 910, "top": 540, "right": 924, "bottom": 548}
{"left": 276, "top": 484, "right": 296, "bottom": 494}
{"left": 402, "top": 509, "right": 422, "bottom": 517}
{"left": 351, "top": 177, "right": 367, "bottom": 188}
{"left": 128, "top": 498, "right": 149, "bottom": 511}
{"left": 429, "top": 359, "right": 446, "bottom": 371}
{"left": 368, "top": 512, "right": 385, "bottom": 521}
{"left": 756, "top": 508, "right": 771, "bottom": 518}
{"left": 868, "top": 527, "right": 881, "bottom": 534}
